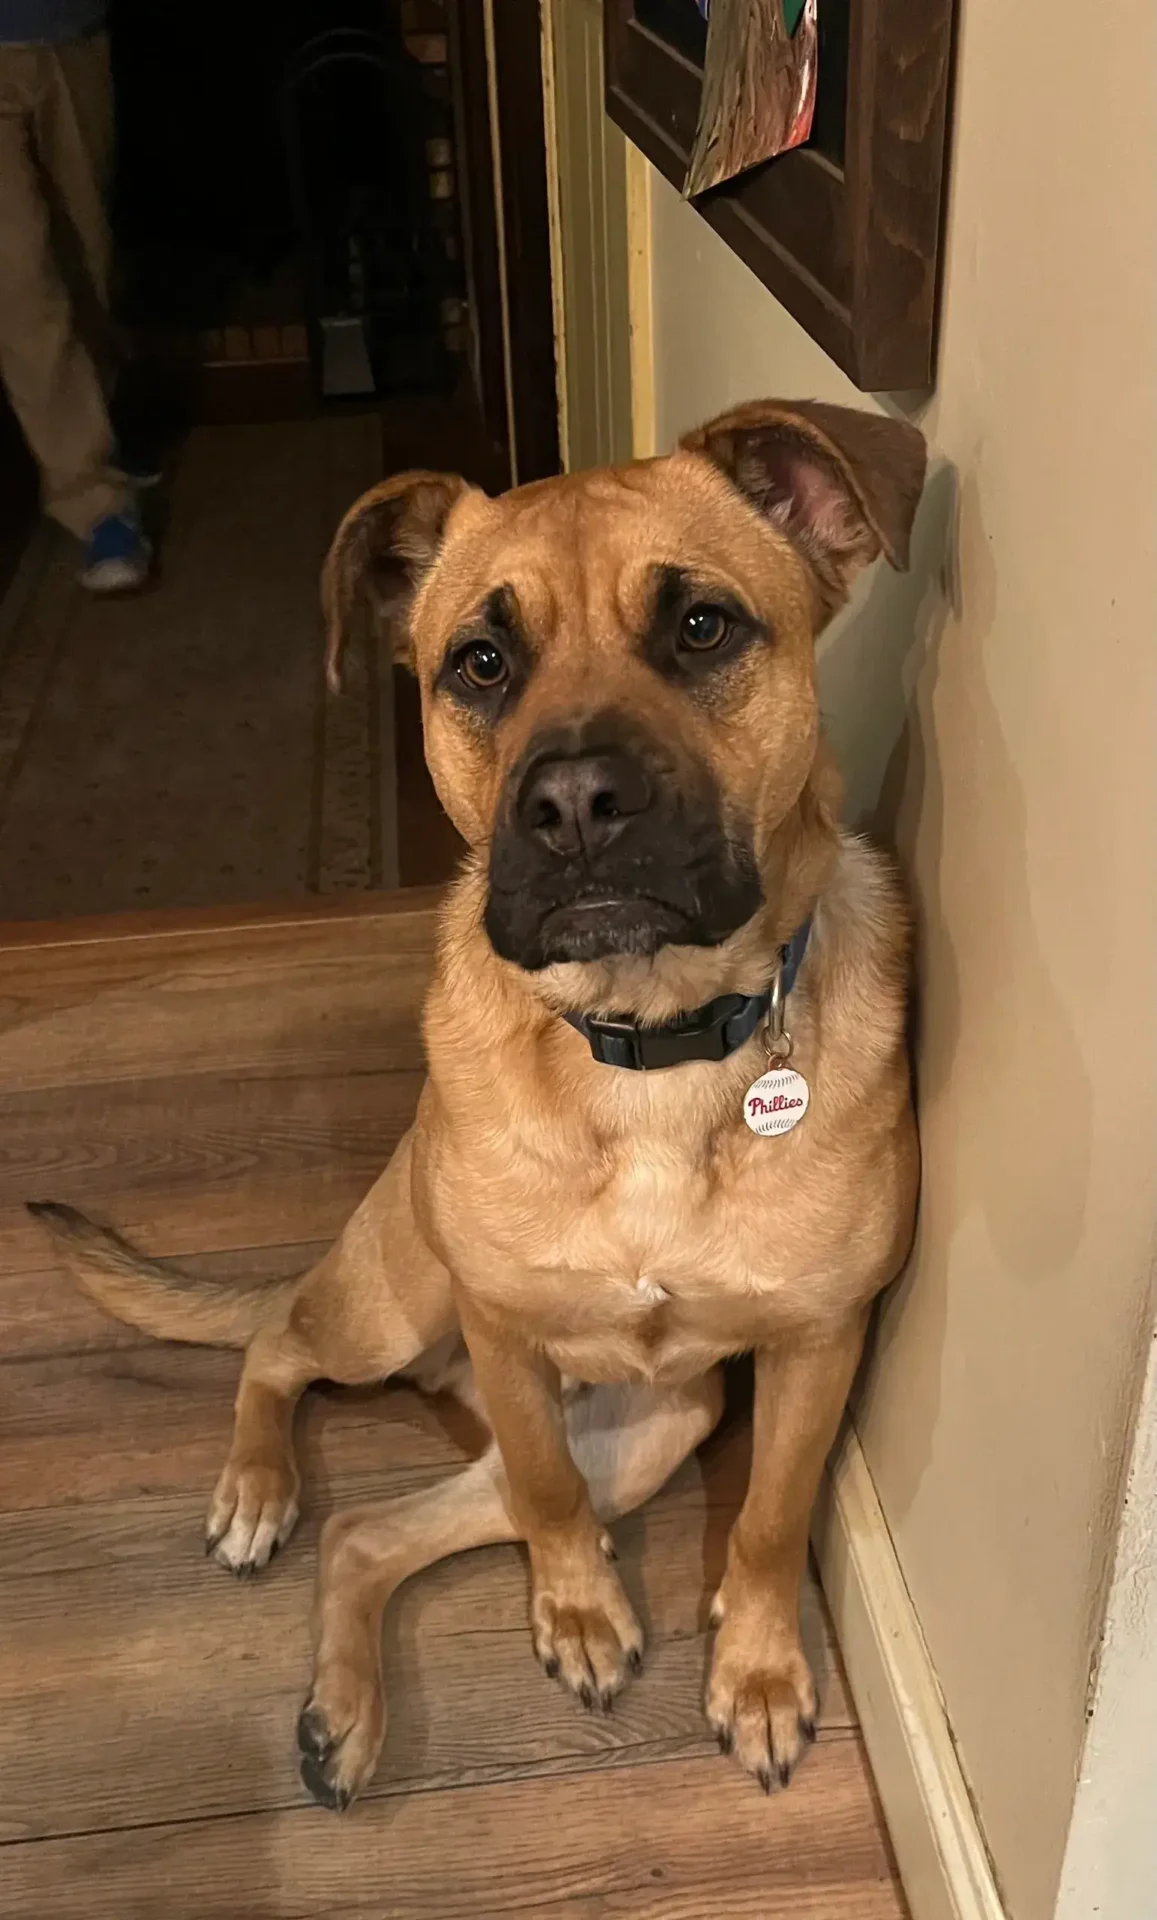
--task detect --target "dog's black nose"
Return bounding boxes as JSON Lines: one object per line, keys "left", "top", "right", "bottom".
{"left": 518, "top": 751, "right": 653, "bottom": 858}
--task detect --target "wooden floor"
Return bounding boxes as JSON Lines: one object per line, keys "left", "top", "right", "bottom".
{"left": 0, "top": 895, "right": 907, "bottom": 1920}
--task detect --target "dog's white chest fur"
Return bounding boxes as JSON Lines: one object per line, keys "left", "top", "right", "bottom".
{"left": 633, "top": 1274, "right": 669, "bottom": 1305}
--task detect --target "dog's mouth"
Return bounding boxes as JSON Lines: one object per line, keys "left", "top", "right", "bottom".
{"left": 485, "top": 867, "right": 761, "bottom": 972}
{"left": 534, "top": 892, "right": 696, "bottom": 965}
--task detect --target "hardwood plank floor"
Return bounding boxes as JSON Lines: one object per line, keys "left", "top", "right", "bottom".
{"left": 0, "top": 900, "right": 906, "bottom": 1918}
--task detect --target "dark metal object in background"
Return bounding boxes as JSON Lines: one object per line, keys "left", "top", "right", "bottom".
{"left": 606, "top": 0, "right": 958, "bottom": 390}
{"left": 282, "top": 27, "right": 451, "bottom": 400}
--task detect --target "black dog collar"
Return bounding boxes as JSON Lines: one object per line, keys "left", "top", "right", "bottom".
{"left": 563, "top": 919, "right": 812, "bottom": 1071}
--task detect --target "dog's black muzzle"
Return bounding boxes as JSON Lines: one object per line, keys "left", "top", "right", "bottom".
{"left": 483, "top": 718, "right": 762, "bottom": 971}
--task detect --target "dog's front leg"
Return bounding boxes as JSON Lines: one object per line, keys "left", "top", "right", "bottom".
{"left": 707, "top": 1313, "right": 866, "bottom": 1790}
{"left": 462, "top": 1307, "right": 645, "bottom": 1709}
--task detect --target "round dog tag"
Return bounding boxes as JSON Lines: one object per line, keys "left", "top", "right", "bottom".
{"left": 743, "top": 1066, "right": 810, "bottom": 1136}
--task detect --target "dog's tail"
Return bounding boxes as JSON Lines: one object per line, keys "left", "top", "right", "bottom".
{"left": 27, "top": 1201, "right": 300, "bottom": 1348}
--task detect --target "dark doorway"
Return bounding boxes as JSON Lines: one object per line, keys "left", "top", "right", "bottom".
{"left": 111, "top": 4, "right": 456, "bottom": 420}
{"left": 105, "top": 0, "right": 558, "bottom": 486}
{"left": 0, "top": 1, "right": 558, "bottom": 922}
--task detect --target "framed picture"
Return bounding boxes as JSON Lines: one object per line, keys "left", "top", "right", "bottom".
{"left": 605, "top": 0, "right": 957, "bottom": 390}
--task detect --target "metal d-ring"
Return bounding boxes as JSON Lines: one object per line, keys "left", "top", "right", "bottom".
{"left": 762, "top": 957, "right": 793, "bottom": 1065}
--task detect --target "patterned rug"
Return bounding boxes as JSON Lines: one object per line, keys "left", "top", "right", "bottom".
{"left": 0, "top": 416, "right": 395, "bottom": 921}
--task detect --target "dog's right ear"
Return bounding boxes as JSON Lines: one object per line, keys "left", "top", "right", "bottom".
{"left": 322, "top": 471, "right": 469, "bottom": 690}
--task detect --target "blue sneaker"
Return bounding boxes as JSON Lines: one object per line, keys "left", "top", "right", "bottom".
{"left": 79, "top": 510, "right": 152, "bottom": 593}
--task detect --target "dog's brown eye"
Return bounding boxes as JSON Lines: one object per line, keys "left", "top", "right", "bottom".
{"left": 680, "top": 604, "right": 730, "bottom": 651}
{"left": 458, "top": 641, "right": 508, "bottom": 690}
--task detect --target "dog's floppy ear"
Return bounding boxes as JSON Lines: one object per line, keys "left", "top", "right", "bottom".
{"left": 680, "top": 399, "right": 926, "bottom": 598}
{"left": 322, "top": 470, "right": 469, "bottom": 690}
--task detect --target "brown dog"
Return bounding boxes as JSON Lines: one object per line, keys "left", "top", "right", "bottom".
{"left": 34, "top": 397, "right": 924, "bottom": 1811}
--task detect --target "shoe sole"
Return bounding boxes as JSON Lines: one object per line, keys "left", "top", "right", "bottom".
{"left": 79, "top": 562, "right": 153, "bottom": 594}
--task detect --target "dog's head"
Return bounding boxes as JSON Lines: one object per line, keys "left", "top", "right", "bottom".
{"left": 324, "top": 400, "right": 924, "bottom": 999}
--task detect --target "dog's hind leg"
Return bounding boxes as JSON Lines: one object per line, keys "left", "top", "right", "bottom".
{"left": 297, "top": 1368, "right": 725, "bottom": 1810}
{"left": 34, "top": 1125, "right": 459, "bottom": 1575}
{"left": 205, "top": 1132, "right": 458, "bottom": 1572}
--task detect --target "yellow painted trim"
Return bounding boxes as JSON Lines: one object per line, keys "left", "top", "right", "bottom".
{"left": 625, "top": 144, "right": 656, "bottom": 457}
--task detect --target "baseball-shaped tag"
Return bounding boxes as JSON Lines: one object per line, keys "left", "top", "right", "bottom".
{"left": 743, "top": 1066, "right": 810, "bottom": 1136}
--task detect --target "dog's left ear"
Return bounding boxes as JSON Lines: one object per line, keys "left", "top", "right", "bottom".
{"left": 322, "top": 470, "right": 470, "bottom": 690}
{"left": 681, "top": 399, "right": 926, "bottom": 598}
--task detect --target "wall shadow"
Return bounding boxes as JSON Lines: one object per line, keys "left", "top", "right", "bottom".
{"left": 821, "top": 464, "right": 1094, "bottom": 1529}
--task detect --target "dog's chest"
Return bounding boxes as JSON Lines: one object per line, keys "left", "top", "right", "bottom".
{"left": 527, "top": 1140, "right": 777, "bottom": 1339}
{"left": 596, "top": 1145, "right": 713, "bottom": 1286}
{"left": 438, "top": 1098, "right": 865, "bottom": 1378}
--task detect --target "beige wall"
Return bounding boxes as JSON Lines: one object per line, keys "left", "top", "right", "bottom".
{"left": 643, "top": 1, "right": 1157, "bottom": 1914}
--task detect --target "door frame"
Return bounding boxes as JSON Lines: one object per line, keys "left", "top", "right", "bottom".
{"left": 448, "top": 0, "right": 560, "bottom": 487}
{"left": 536, "top": 0, "right": 654, "bottom": 472}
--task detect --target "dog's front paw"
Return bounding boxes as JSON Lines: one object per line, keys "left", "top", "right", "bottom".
{"left": 529, "top": 1533, "right": 644, "bottom": 1710}
{"left": 205, "top": 1455, "right": 300, "bottom": 1574}
{"left": 706, "top": 1592, "right": 817, "bottom": 1791}
{"left": 296, "top": 1662, "right": 385, "bottom": 1813}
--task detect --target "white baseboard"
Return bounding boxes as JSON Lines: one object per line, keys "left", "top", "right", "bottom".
{"left": 812, "top": 1423, "right": 1007, "bottom": 1920}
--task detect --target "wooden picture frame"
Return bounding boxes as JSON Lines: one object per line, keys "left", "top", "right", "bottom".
{"left": 604, "top": 0, "right": 957, "bottom": 391}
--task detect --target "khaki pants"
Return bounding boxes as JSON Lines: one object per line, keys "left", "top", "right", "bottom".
{"left": 0, "top": 35, "right": 128, "bottom": 537}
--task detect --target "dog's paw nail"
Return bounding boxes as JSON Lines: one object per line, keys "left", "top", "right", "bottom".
{"left": 757, "top": 1767, "right": 772, "bottom": 1795}
{"left": 801, "top": 1716, "right": 817, "bottom": 1745}
{"left": 600, "top": 1688, "right": 615, "bottom": 1714}
{"left": 543, "top": 1655, "right": 560, "bottom": 1680}
{"left": 777, "top": 1761, "right": 792, "bottom": 1789}
{"left": 715, "top": 1727, "right": 734, "bottom": 1755}
{"left": 627, "top": 1647, "right": 643, "bottom": 1675}
{"left": 578, "top": 1683, "right": 595, "bottom": 1711}
{"left": 296, "top": 1706, "right": 333, "bottom": 1762}
{"left": 299, "top": 1756, "right": 350, "bottom": 1812}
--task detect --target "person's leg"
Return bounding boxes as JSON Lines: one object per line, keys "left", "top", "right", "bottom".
{"left": 38, "top": 32, "right": 114, "bottom": 313}
{"left": 41, "top": 34, "right": 161, "bottom": 487}
{"left": 0, "top": 48, "right": 126, "bottom": 538}
{"left": 0, "top": 45, "right": 145, "bottom": 586}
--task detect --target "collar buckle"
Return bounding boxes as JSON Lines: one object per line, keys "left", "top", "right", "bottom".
{"left": 583, "top": 998, "right": 747, "bottom": 1071}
